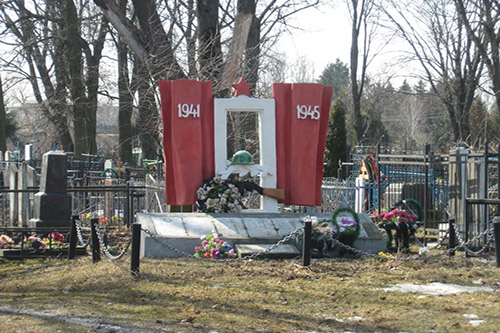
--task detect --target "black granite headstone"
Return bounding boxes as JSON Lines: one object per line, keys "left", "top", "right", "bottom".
{"left": 29, "top": 151, "right": 72, "bottom": 228}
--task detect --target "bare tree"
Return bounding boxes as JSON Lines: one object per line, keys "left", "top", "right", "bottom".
{"left": 0, "top": 1, "right": 73, "bottom": 151}
{"left": 455, "top": 0, "right": 500, "bottom": 113}
{"left": 397, "top": 94, "right": 428, "bottom": 150}
{"left": 0, "top": 0, "right": 109, "bottom": 158}
{"left": 290, "top": 56, "right": 316, "bottom": 83}
{"left": 382, "top": 0, "right": 483, "bottom": 143}
{"left": 347, "top": 0, "right": 378, "bottom": 143}
{"left": 93, "top": 0, "right": 321, "bottom": 158}
{"left": 0, "top": 76, "right": 6, "bottom": 153}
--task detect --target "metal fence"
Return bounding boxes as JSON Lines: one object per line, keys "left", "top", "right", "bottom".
{"left": 1, "top": 146, "right": 499, "bottom": 255}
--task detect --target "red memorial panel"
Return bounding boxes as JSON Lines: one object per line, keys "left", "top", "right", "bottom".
{"left": 273, "top": 83, "right": 333, "bottom": 206}
{"left": 159, "top": 80, "right": 214, "bottom": 205}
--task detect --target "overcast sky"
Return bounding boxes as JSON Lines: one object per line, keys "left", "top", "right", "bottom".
{"left": 279, "top": 3, "right": 413, "bottom": 87}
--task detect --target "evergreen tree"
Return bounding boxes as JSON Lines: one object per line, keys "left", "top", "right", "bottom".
{"left": 324, "top": 97, "right": 348, "bottom": 178}
{"left": 318, "top": 59, "right": 349, "bottom": 99}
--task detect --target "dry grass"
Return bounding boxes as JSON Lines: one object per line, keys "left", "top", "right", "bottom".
{"left": 1, "top": 253, "right": 500, "bottom": 332}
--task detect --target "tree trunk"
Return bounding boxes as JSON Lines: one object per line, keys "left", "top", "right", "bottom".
{"left": 64, "top": 0, "right": 90, "bottom": 158}
{"left": 243, "top": 0, "right": 259, "bottom": 96}
{"left": 135, "top": 61, "right": 159, "bottom": 160}
{"left": 52, "top": 17, "right": 74, "bottom": 152}
{"left": 197, "top": 0, "right": 223, "bottom": 84}
{"left": 0, "top": 76, "right": 6, "bottom": 153}
{"left": 118, "top": 0, "right": 133, "bottom": 164}
{"left": 84, "top": 16, "right": 108, "bottom": 159}
{"left": 185, "top": 0, "right": 197, "bottom": 77}
{"left": 350, "top": 0, "right": 365, "bottom": 143}
{"left": 132, "top": 0, "right": 185, "bottom": 80}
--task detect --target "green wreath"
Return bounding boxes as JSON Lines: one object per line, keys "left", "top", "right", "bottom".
{"left": 101, "top": 168, "right": 119, "bottom": 178}
{"left": 331, "top": 207, "right": 361, "bottom": 247}
{"left": 391, "top": 198, "right": 422, "bottom": 222}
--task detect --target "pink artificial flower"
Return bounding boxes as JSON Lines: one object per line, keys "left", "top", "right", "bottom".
{"left": 385, "top": 212, "right": 395, "bottom": 221}
{"left": 393, "top": 210, "right": 404, "bottom": 217}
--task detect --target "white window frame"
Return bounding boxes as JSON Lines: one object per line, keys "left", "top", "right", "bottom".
{"left": 214, "top": 96, "right": 278, "bottom": 212}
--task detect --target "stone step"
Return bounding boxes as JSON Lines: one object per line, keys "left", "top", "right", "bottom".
{"left": 234, "top": 243, "right": 300, "bottom": 259}
{"left": 137, "top": 212, "right": 385, "bottom": 258}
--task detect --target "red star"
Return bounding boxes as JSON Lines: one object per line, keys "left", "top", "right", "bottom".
{"left": 232, "top": 77, "right": 253, "bottom": 97}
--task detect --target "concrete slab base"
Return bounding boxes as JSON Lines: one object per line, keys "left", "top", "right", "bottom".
{"left": 137, "top": 212, "right": 385, "bottom": 258}
{"left": 234, "top": 243, "right": 300, "bottom": 259}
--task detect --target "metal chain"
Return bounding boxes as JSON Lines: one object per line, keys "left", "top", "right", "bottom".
{"left": 75, "top": 219, "right": 90, "bottom": 247}
{"left": 330, "top": 224, "right": 495, "bottom": 261}
{"left": 93, "top": 223, "right": 132, "bottom": 260}
{"left": 452, "top": 223, "right": 495, "bottom": 256}
{"left": 141, "top": 226, "right": 305, "bottom": 262}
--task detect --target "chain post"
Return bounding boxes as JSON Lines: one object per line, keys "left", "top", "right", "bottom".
{"left": 493, "top": 218, "right": 500, "bottom": 268}
{"left": 91, "top": 219, "right": 100, "bottom": 263}
{"left": 131, "top": 223, "right": 141, "bottom": 275}
{"left": 465, "top": 199, "right": 471, "bottom": 257}
{"left": 424, "top": 142, "right": 430, "bottom": 246}
{"left": 68, "top": 215, "right": 78, "bottom": 259}
{"left": 302, "top": 217, "right": 312, "bottom": 266}
{"left": 377, "top": 143, "right": 381, "bottom": 216}
{"left": 449, "top": 217, "right": 456, "bottom": 257}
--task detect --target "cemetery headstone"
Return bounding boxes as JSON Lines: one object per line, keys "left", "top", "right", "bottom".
{"left": 29, "top": 151, "right": 71, "bottom": 228}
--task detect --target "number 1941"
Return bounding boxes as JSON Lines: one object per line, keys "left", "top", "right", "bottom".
{"left": 178, "top": 103, "right": 200, "bottom": 118}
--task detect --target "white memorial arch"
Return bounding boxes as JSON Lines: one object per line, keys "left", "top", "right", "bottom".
{"left": 214, "top": 95, "right": 278, "bottom": 212}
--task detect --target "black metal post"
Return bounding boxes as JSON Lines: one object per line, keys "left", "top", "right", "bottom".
{"left": 90, "top": 218, "right": 100, "bottom": 263}
{"left": 465, "top": 200, "right": 471, "bottom": 258}
{"left": 484, "top": 140, "right": 489, "bottom": 245}
{"left": 497, "top": 143, "right": 500, "bottom": 215}
{"left": 424, "top": 143, "right": 430, "bottom": 246}
{"left": 302, "top": 220, "right": 312, "bottom": 266}
{"left": 131, "top": 223, "right": 141, "bottom": 275}
{"left": 126, "top": 181, "right": 132, "bottom": 227}
{"left": 449, "top": 217, "right": 456, "bottom": 257}
{"left": 68, "top": 215, "right": 78, "bottom": 259}
{"left": 377, "top": 144, "right": 381, "bottom": 216}
{"left": 494, "top": 219, "right": 500, "bottom": 268}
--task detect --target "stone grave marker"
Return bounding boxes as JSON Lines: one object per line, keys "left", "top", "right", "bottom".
{"left": 29, "top": 151, "right": 71, "bottom": 228}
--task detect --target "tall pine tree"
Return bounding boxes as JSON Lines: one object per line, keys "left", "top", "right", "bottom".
{"left": 324, "top": 96, "right": 348, "bottom": 178}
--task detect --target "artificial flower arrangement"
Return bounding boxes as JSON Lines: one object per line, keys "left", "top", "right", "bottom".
{"left": 309, "top": 217, "right": 337, "bottom": 257}
{"left": 295, "top": 211, "right": 360, "bottom": 258}
{"left": 331, "top": 207, "right": 361, "bottom": 249}
{"left": 23, "top": 235, "right": 47, "bottom": 250}
{"left": 196, "top": 177, "right": 243, "bottom": 213}
{"left": 377, "top": 209, "right": 418, "bottom": 251}
{"left": 378, "top": 209, "right": 417, "bottom": 226}
{"left": 99, "top": 216, "right": 110, "bottom": 226}
{"left": 194, "top": 232, "right": 237, "bottom": 259}
{"left": 0, "top": 234, "right": 15, "bottom": 249}
{"left": 44, "top": 231, "right": 66, "bottom": 248}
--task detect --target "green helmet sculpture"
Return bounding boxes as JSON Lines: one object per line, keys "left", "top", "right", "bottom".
{"left": 230, "top": 150, "right": 254, "bottom": 165}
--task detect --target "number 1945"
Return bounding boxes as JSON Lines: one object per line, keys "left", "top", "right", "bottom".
{"left": 296, "top": 105, "right": 320, "bottom": 120}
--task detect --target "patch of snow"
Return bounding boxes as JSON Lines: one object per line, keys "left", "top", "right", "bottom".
{"left": 463, "top": 314, "right": 479, "bottom": 319}
{"left": 469, "top": 320, "right": 485, "bottom": 327}
{"left": 380, "top": 282, "right": 494, "bottom": 295}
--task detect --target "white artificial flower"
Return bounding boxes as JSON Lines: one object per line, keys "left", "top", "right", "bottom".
{"left": 206, "top": 198, "right": 216, "bottom": 208}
